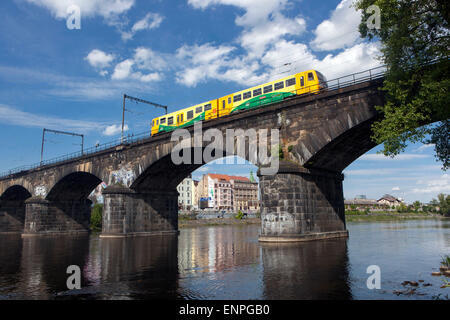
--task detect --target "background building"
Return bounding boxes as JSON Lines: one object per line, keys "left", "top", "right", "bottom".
{"left": 377, "top": 194, "right": 403, "bottom": 207}
{"left": 197, "top": 173, "right": 259, "bottom": 212}
{"left": 177, "top": 174, "right": 193, "bottom": 210}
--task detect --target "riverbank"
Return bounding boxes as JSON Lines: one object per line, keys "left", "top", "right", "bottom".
{"left": 177, "top": 213, "right": 447, "bottom": 227}
{"left": 345, "top": 211, "right": 446, "bottom": 222}
{"left": 178, "top": 217, "right": 261, "bottom": 228}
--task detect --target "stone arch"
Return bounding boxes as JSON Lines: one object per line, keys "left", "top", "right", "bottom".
{"left": 0, "top": 185, "right": 32, "bottom": 232}
{"left": 46, "top": 171, "right": 102, "bottom": 202}
{"left": 131, "top": 144, "right": 259, "bottom": 193}
{"left": 305, "top": 118, "right": 446, "bottom": 173}
{"left": 40, "top": 172, "right": 103, "bottom": 233}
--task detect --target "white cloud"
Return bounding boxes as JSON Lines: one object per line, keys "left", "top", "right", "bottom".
{"left": 132, "top": 12, "right": 163, "bottom": 32}
{"left": 24, "top": 0, "right": 134, "bottom": 19}
{"left": 188, "top": 0, "right": 306, "bottom": 58}
{"left": 110, "top": 54, "right": 163, "bottom": 83}
{"left": 0, "top": 104, "right": 102, "bottom": 133}
{"left": 414, "top": 144, "right": 435, "bottom": 153}
{"left": 121, "top": 12, "right": 164, "bottom": 40}
{"left": 134, "top": 47, "right": 169, "bottom": 71}
{"left": 102, "top": 124, "right": 129, "bottom": 136}
{"left": 392, "top": 186, "right": 400, "bottom": 191}
{"left": 359, "top": 153, "right": 430, "bottom": 161}
{"left": 412, "top": 174, "right": 450, "bottom": 194}
{"left": 111, "top": 59, "right": 134, "bottom": 80}
{"left": 175, "top": 43, "right": 236, "bottom": 87}
{"left": 85, "top": 49, "right": 115, "bottom": 75}
{"left": 239, "top": 12, "right": 306, "bottom": 58}
{"left": 310, "top": 0, "right": 362, "bottom": 51}
{"left": 0, "top": 65, "right": 159, "bottom": 100}
{"left": 315, "top": 43, "right": 381, "bottom": 80}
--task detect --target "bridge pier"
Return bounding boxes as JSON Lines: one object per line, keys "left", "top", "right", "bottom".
{"left": 0, "top": 200, "right": 26, "bottom": 233}
{"left": 258, "top": 161, "right": 348, "bottom": 242}
{"left": 22, "top": 197, "right": 91, "bottom": 236}
{"left": 100, "top": 185, "right": 178, "bottom": 238}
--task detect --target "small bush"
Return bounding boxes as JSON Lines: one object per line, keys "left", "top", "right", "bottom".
{"left": 90, "top": 203, "right": 103, "bottom": 232}
{"left": 235, "top": 210, "right": 244, "bottom": 220}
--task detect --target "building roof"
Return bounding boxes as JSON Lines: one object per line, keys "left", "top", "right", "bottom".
{"left": 208, "top": 173, "right": 250, "bottom": 182}
{"left": 377, "top": 194, "right": 400, "bottom": 202}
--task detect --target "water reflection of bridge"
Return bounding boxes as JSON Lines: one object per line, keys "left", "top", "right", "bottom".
{"left": 0, "top": 226, "right": 351, "bottom": 299}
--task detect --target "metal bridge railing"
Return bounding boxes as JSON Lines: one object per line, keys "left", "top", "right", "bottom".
{"left": 0, "top": 65, "right": 387, "bottom": 180}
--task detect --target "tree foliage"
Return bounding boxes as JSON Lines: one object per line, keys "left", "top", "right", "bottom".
{"left": 355, "top": 0, "right": 450, "bottom": 169}
{"left": 435, "top": 193, "right": 450, "bottom": 216}
{"left": 90, "top": 203, "right": 103, "bottom": 232}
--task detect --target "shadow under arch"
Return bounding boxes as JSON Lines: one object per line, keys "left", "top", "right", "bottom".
{"left": 0, "top": 185, "right": 32, "bottom": 232}
{"left": 131, "top": 146, "right": 259, "bottom": 193}
{"left": 39, "top": 172, "right": 102, "bottom": 233}
{"left": 306, "top": 118, "right": 448, "bottom": 173}
{"left": 101, "top": 145, "right": 260, "bottom": 237}
{"left": 46, "top": 171, "right": 102, "bottom": 202}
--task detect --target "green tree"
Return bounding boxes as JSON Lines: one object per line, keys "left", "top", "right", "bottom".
{"left": 436, "top": 193, "right": 450, "bottom": 216}
{"left": 396, "top": 202, "right": 408, "bottom": 213}
{"left": 355, "top": 0, "right": 450, "bottom": 169}
{"left": 90, "top": 203, "right": 103, "bottom": 232}
{"left": 413, "top": 200, "right": 422, "bottom": 212}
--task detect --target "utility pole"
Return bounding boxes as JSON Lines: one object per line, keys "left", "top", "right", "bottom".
{"left": 40, "top": 128, "right": 84, "bottom": 165}
{"left": 121, "top": 94, "right": 168, "bottom": 143}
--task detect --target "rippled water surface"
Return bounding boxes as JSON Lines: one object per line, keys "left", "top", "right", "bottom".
{"left": 0, "top": 219, "right": 449, "bottom": 299}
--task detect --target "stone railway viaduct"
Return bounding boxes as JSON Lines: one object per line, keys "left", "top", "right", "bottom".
{"left": 0, "top": 78, "right": 388, "bottom": 241}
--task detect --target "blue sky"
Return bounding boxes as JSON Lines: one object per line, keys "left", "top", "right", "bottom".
{"left": 0, "top": 0, "right": 447, "bottom": 203}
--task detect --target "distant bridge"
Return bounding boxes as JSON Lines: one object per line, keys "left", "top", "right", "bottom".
{"left": 0, "top": 67, "right": 396, "bottom": 241}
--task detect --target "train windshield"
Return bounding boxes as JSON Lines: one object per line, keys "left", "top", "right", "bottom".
{"left": 316, "top": 71, "right": 328, "bottom": 88}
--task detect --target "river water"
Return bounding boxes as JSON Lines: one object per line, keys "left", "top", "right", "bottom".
{"left": 0, "top": 219, "right": 448, "bottom": 300}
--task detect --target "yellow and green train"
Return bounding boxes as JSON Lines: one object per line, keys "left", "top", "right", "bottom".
{"left": 151, "top": 70, "right": 327, "bottom": 135}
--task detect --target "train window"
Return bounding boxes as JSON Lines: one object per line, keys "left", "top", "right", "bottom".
{"left": 300, "top": 77, "right": 304, "bottom": 86}
{"left": 196, "top": 106, "right": 203, "bottom": 113}
{"left": 152, "top": 120, "right": 155, "bottom": 126}
{"left": 263, "top": 85, "right": 273, "bottom": 93}
{"left": 243, "top": 91, "right": 251, "bottom": 99}
{"left": 187, "top": 110, "right": 194, "bottom": 119}
{"left": 168, "top": 117, "right": 173, "bottom": 125}
{"left": 228, "top": 97, "right": 231, "bottom": 104}
{"left": 157, "top": 119, "right": 159, "bottom": 125}
{"left": 253, "top": 88, "right": 262, "bottom": 96}
{"left": 222, "top": 100, "right": 225, "bottom": 109}
{"left": 179, "top": 114, "right": 184, "bottom": 122}
{"left": 234, "top": 94, "right": 242, "bottom": 102}
{"left": 308, "top": 72, "right": 314, "bottom": 81}
{"left": 160, "top": 118, "right": 166, "bottom": 124}
{"left": 204, "top": 104, "right": 212, "bottom": 111}
{"left": 274, "top": 81, "right": 284, "bottom": 90}
{"left": 286, "top": 78, "right": 296, "bottom": 87}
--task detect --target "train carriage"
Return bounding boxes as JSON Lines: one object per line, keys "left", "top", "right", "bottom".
{"left": 151, "top": 69, "right": 327, "bottom": 135}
